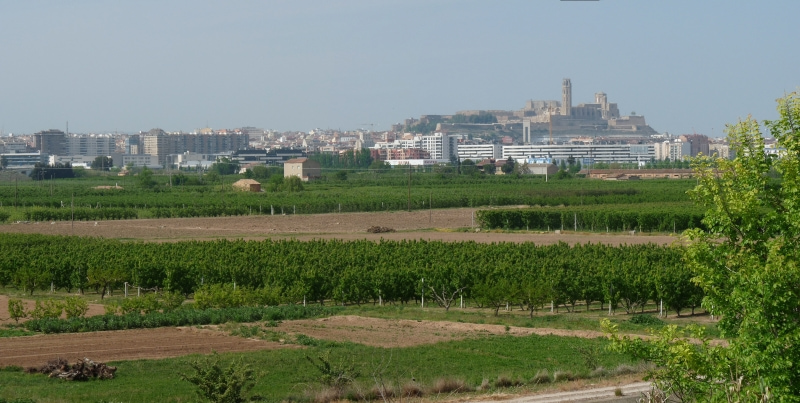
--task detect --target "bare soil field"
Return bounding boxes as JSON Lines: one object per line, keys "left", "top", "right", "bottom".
{"left": 0, "top": 208, "right": 680, "bottom": 245}
{"left": 0, "top": 326, "right": 291, "bottom": 368}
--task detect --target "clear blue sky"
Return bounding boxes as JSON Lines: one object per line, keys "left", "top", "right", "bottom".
{"left": 1, "top": 0, "right": 797, "bottom": 137}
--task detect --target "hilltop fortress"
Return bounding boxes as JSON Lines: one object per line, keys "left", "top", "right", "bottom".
{"left": 401, "top": 79, "right": 657, "bottom": 144}
{"left": 518, "top": 79, "right": 656, "bottom": 142}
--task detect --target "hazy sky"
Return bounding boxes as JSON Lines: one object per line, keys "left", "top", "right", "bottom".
{"left": 1, "top": 0, "right": 798, "bottom": 136}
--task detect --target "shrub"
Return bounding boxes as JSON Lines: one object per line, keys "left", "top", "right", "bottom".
{"left": 429, "top": 377, "right": 470, "bottom": 394}
{"left": 310, "top": 387, "right": 342, "bottom": 403}
{"left": 305, "top": 350, "right": 360, "bottom": 390}
{"left": 367, "top": 384, "right": 396, "bottom": 401}
{"left": 104, "top": 303, "right": 119, "bottom": 315}
{"left": 590, "top": 367, "right": 609, "bottom": 378}
{"left": 161, "top": 291, "right": 185, "bottom": 312}
{"left": 575, "top": 345, "right": 601, "bottom": 370}
{"left": 628, "top": 314, "right": 665, "bottom": 327}
{"left": 400, "top": 382, "right": 424, "bottom": 398}
{"left": 530, "top": 370, "right": 551, "bottom": 384}
{"left": 494, "top": 375, "right": 514, "bottom": 388}
{"left": 479, "top": 378, "right": 491, "bottom": 391}
{"left": 63, "top": 296, "right": 89, "bottom": 319}
{"left": 29, "top": 300, "right": 63, "bottom": 320}
{"left": 611, "top": 364, "right": 637, "bottom": 376}
{"left": 181, "top": 352, "right": 255, "bottom": 403}
{"left": 8, "top": 299, "right": 27, "bottom": 323}
{"left": 553, "top": 370, "right": 576, "bottom": 382}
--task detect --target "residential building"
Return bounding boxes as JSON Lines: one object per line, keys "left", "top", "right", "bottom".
{"left": 284, "top": 157, "right": 321, "bottom": 181}
{"left": 66, "top": 135, "right": 116, "bottom": 156}
{"left": 503, "top": 143, "right": 654, "bottom": 164}
{"left": 370, "top": 148, "right": 430, "bottom": 161}
{"left": 142, "top": 128, "right": 249, "bottom": 165}
{"left": 678, "top": 134, "right": 710, "bottom": 157}
{"left": 457, "top": 144, "right": 502, "bottom": 162}
{"left": 32, "top": 129, "right": 67, "bottom": 156}
{"left": 654, "top": 140, "right": 691, "bottom": 161}
{"left": 372, "top": 132, "right": 458, "bottom": 161}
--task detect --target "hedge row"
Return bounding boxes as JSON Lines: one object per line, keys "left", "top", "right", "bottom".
{"left": 23, "top": 207, "right": 138, "bottom": 221}
{"left": 477, "top": 205, "right": 705, "bottom": 233}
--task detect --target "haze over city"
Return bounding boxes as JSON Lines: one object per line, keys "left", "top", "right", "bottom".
{"left": 1, "top": 0, "right": 798, "bottom": 136}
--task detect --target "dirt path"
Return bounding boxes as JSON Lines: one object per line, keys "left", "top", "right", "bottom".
{"left": 275, "top": 315, "right": 608, "bottom": 348}
{"left": 0, "top": 208, "right": 680, "bottom": 245}
{"left": 471, "top": 381, "right": 652, "bottom": 403}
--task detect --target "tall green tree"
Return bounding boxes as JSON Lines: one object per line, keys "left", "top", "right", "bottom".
{"left": 137, "top": 167, "right": 157, "bottom": 189}
{"left": 91, "top": 156, "right": 113, "bottom": 171}
{"left": 210, "top": 158, "right": 239, "bottom": 175}
{"left": 501, "top": 157, "right": 515, "bottom": 174}
{"left": 606, "top": 92, "right": 800, "bottom": 401}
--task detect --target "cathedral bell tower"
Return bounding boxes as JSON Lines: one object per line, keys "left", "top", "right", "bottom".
{"left": 562, "top": 78, "right": 572, "bottom": 116}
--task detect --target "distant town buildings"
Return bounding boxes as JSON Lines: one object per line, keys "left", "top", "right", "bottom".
{"left": 140, "top": 128, "right": 249, "bottom": 165}
{"left": 0, "top": 79, "right": 769, "bottom": 175}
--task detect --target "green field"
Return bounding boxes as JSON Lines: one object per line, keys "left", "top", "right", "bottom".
{"left": 0, "top": 172, "right": 706, "bottom": 402}
{"left": 0, "top": 326, "right": 640, "bottom": 403}
{"left": 0, "top": 170, "right": 697, "bottom": 221}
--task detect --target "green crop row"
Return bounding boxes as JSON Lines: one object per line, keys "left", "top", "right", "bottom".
{"left": 477, "top": 203, "right": 705, "bottom": 233}
{"left": 0, "top": 176, "right": 697, "bottom": 220}
{"left": 23, "top": 207, "right": 138, "bottom": 221}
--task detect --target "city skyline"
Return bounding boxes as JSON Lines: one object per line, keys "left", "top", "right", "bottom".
{"left": 1, "top": 1, "right": 798, "bottom": 137}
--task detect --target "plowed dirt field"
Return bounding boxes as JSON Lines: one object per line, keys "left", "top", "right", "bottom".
{"left": 0, "top": 207, "right": 679, "bottom": 245}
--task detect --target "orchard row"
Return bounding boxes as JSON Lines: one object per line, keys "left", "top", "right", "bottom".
{"left": 0, "top": 234, "right": 702, "bottom": 316}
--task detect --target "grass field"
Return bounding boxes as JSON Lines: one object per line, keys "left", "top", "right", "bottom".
{"left": 0, "top": 332, "right": 639, "bottom": 403}
{"left": 0, "top": 291, "right": 717, "bottom": 402}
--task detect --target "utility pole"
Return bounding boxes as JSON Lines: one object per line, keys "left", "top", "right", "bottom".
{"left": 407, "top": 163, "right": 411, "bottom": 212}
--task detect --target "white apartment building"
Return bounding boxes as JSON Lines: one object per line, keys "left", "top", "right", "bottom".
{"left": 457, "top": 144, "right": 502, "bottom": 162}
{"left": 107, "top": 153, "right": 161, "bottom": 169}
{"left": 502, "top": 144, "right": 654, "bottom": 164}
{"left": 373, "top": 132, "right": 458, "bottom": 160}
{"left": 654, "top": 140, "right": 691, "bottom": 161}
{"left": 66, "top": 135, "right": 116, "bottom": 156}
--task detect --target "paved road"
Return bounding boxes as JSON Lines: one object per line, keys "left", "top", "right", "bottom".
{"left": 473, "top": 382, "right": 652, "bottom": 403}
